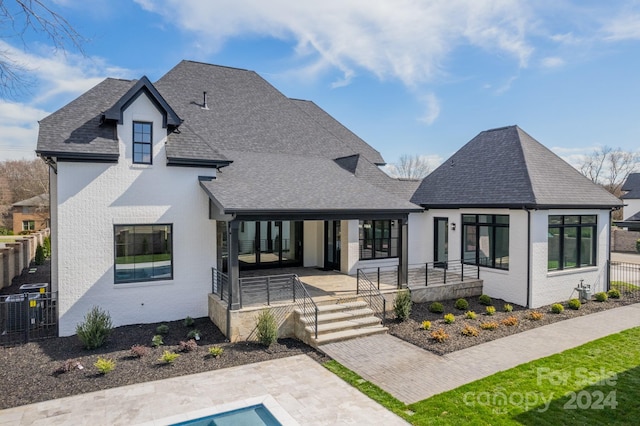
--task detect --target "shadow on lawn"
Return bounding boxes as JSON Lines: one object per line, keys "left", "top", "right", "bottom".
{"left": 514, "top": 364, "right": 640, "bottom": 425}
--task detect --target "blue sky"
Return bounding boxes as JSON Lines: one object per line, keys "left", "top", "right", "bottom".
{"left": 2, "top": 0, "right": 640, "bottom": 173}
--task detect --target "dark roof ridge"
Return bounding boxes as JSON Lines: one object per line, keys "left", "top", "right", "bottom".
{"left": 180, "top": 59, "right": 252, "bottom": 73}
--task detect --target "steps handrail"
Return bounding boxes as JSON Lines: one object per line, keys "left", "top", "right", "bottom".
{"left": 355, "top": 269, "right": 387, "bottom": 324}
{"left": 292, "top": 275, "right": 320, "bottom": 339}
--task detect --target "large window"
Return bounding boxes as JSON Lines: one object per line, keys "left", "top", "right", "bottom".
{"left": 115, "top": 224, "right": 172, "bottom": 283}
{"left": 462, "top": 214, "right": 509, "bottom": 270}
{"left": 359, "top": 220, "right": 398, "bottom": 260}
{"left": 548, "top": 215, "right": 596, "bottom": 271}
{"left": 133, "top": 121, "right": 152, "bottom": 164}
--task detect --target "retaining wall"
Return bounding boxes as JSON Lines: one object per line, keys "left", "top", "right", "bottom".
{"left": 0, "top": 229, "right": 49, "bottom": 289}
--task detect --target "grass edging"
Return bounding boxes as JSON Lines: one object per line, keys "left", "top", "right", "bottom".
{"left": 324, "top": 327, "right": 640, "bottom": 425}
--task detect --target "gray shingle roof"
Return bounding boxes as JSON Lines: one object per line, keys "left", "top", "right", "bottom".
{"left": 621, "top": 173, "right": 640, "bottom": 199}
{"left": 411, "top": 126, "right": 622, "bottom": 209}
{"left": 200, "top": 150, "right": 422, "bottom": 215}
{"left": 37, "top": 78, "right": 136, "bottom": 160}
{"left": 12, "top": 193, "right": 49, "bottom": 207}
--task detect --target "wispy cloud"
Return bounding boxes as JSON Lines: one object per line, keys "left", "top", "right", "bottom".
{"left": 602, "top": 13, "right": 640, "bottom": 41}
{"left": 417, "top": 92, "right": 440, "bottom": 125}
{"left": 540, "top": 56, "right": 565, "bottom": 68}
{"left": 134, "top": 0, "right": 535, "bottom": 88}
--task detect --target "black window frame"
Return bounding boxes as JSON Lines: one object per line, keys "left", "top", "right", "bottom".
{"left": 132, "top": 121, "right": 153, "bottom": 164}
{"left": 548, "top": 215, "right": 597, "bottom": 271}
{"left": 461, "top": 214, "right": 509, "bottom": 270}
{"left": 114, "top": 224, "right": 173, "bottom": 284}
{"left": 359, "top": 220, "right": 398, "bottom": 260}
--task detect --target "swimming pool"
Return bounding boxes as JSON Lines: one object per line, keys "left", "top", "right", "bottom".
{"left": 171, "top": 403, "right": 281, "bottom": 426}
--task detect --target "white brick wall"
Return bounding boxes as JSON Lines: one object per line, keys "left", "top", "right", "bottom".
{"left": 55, "top": 93, "right": 217, "bottom": 335}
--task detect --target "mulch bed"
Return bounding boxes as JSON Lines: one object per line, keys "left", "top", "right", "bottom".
{"left": 387, "top": 292, "right": 640, "bottom": 356}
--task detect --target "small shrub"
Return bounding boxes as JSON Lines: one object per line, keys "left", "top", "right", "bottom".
{"left": 636, "top": 238, "right": 640, "bottom": 254}
{"left": 501, "top": 316, "right": 518, "bottom": 326}
{"left": 551, "top": 303, "right": 564, "bottom": 314}
{"left": 503, "top": 303, "right": 513, "bottom": 312}
{"left": 607, "top": 289, "right": 621, "bottom": 299}
{"left": 480, "top": 321, "right": 499, "bottom": 330}
{"left": 568, "top": 298, "right": 581, "bottom": 310}
{"left": 529, "top": 311, "right": 544, "bottom": 321}
{"left": 465, "top": 311, "right": 477, "bottom": 320}
{"left": 55, "top": 359, "right": 83, "bottom": 374}
{"left": 43, "top": 236, "right": 51, "bottom": 257}
{"left": 158, "top": 350, "right": 180, "bottom": 364}
{"left": 76, "top": 306, "right": 113, "bottom": 350}
{"left": 485, "top": 306, "right": 496, "bottom": 316}
{"left": 430, "top": 328, "right": 449, "bottom": 343}
{"left": 256, "top": 310, "right": 278, "bottom": 347}
{"left": 179, "top": 339, "right": 198, "bottom": 352}
{"left": 156, "top": 324, "right": 169, "bottom": 335}
{"left": 479, "top": 294, "right": 492, "bottom": 306}
{"left": 421, "top": 320, "right": 431, "bottom": 330}
{"left": 184, "top": 316, "right": 195, "bottom": 327}
{"left": 151, "top": 335, "right": 164, "bottom": 347}
{"left": 35, "top": 244, "right": 45, "bottom": 265}
{"left": 130, "top": 345, "right": 149, "bottom": 358}
{"left": 594, "top": 292, "right": 608, "bottom": 302}
{"left": 461, "top": 324, "right": 479, "bottom": 337}
{"left": 187, "top": 329, "right": 201, "bottom": 340}
{"left": 429, "top": 302, "right": 444, "bottom": 313}
{"left": 454, "top": 298, "right": 469, "bottom": 310}
{"left": 208, "top": 346, "right": 224, "bottom": 358}
{"left": 443, "top": 313, "right": 455, "bottom": 324}
{"left": 94, "top": 357, "right": 116, "bottom": 374}
{"left": 393, "top": 290, "right": 412, "bottom": 321}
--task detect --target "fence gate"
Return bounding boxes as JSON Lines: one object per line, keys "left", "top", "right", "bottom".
{"left": 0, "top": 291, "right": 57, "bottom": 346}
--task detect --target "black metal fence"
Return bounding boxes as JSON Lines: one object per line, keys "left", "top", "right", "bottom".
{"left": 609, "top": 261, "right": 640, "bottom": 295}
{"left": 0, "top": 291, "right": 57, "bottom": 346}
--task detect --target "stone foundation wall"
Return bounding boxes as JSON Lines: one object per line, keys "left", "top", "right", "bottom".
{"left": 409, "top": 279, "right": 483, "bottom": 303}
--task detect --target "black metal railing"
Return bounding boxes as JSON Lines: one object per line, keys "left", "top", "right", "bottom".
{"left": 292, "top": 275, "right": 319, "bottom": 339}
{"left": 353, "top": 270, "right": 387, "bottom": 323}
{"left": 239, "top": 274, "right": 297, "bottom": 307}
{"left": 0, "top": 291, "right": 58, "bottom": 346}
{"left": 357, "top": 259, "right": 480, "bottom": 289}
{"left": 609, "top": 260, "right": 640, "bottom": 295}
{"left": 211, "top": 267, "right": 230, "bottom": 304}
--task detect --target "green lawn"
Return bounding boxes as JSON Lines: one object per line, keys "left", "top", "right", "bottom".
{"left": 324, "top": 327, "right": 640, "bottom": 425}
{"left": 115, "top": 253, "right": 171, "bottom": 264}
{"left": 610, "top": 281, "right": 640, "bottom": 291}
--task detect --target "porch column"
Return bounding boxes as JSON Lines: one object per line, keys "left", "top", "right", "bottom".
{"left": 399, "top": 217, "right": 409, "bottom": 288}
{"left": 228, "top": 220, "right": 241, "bottom": 310}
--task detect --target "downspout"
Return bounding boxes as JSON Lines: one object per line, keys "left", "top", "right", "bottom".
{"left": 606, "top": 209, "right": 613, "bottom": 292}
{"left": 526, "top": 208, "right": 531, "bottom": 308}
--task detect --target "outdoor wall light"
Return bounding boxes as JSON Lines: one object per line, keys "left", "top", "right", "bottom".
{"left": 451, "top": 223, "right": 456, "bottom": 231}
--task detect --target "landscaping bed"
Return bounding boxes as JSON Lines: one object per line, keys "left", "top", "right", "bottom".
{"left": 387, "top": 292, "right": 640, "bottom": 356}
{"left": 0, "top": 316, "right": 328, "bottom": 410}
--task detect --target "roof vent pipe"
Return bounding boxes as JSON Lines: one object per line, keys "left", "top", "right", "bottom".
{"left": 202, "top": 91, "right": 209, "bottom": 110}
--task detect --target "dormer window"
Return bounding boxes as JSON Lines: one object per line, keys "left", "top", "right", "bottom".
{"left": 133, "top": 121, "right": 152, "bottom": 164}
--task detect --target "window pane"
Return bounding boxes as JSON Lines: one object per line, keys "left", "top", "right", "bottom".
{"left": 463, "top": 225, "right": 476, "bottom": 263}
{"left": 495, "top": 226, "right": 509, "bottom": 270}
{"left": 580, "top": 226, "right": 595, "bottom": 266}
{"left": 462, "top": 215, "right": 475, "bottom": 223}
{"left": 495, "top": 215, "right": 509, "bottom": 225}
{"left": 478, "top": 215, "right": 491, "bottom": 224}
{"left": 581, "top": 215, "right": 596, "bottom": 224}
{"left": 565, "top": 216, "right": 579, "bottom": 224}
{"left": 563, "top": 227, "right": 578, "bottom": 268}
{"left": 115, "top": 224, "right": 172, "bottom": 283}
{"left": 548, "top": 227, "right": 561, "bottom": 270}
{"left": 549, "top": 216, "right": 562, "bottom": 225}
{"left": 478, "top": 225, "right": 492, "bottom": 266}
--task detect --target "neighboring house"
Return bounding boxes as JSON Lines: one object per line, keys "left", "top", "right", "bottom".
{"left": 11, "top": 193, "right": 49, "bottom": 234}
{"left": 615, "top": 173, "right": 640, "bottom": 231}
{"left": 36, "top": 60, "right": 622, "bottom": 337}
{"left": 410, "top": 126, "right": 622, "bottom": 308}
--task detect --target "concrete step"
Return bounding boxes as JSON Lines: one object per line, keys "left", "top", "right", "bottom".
{"left": 298, "top": 308, "right": 375, "bottom": 326}
{"left": 314, "top": 326, "right": 388, "bottom": 346}
{"left": 307, "top": 316, "right": 382, "bottom": 335}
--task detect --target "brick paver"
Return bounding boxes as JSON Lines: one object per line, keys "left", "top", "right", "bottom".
{"left": 321, "top": 303, "right": 640, "bottom": 404}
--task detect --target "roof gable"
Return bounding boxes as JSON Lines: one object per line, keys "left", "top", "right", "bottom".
{"left": 103, "top": 76, "right": 181, "bottom": 128}
{"left": 621, "top": 173, "right": 640, "bottom": 199}
{"left": 411, "top": 125, "right": 622, "bottom": 209}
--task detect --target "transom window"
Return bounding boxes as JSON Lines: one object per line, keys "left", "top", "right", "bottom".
{"left": 359, "top": 220, "right": 398, "bottom": 260}
{"left": 133, "top": 121, "right": 152, "bottom": 164}
{"left": 462, "top": 214, "right": 509, "bottom": 270}
{"left": 114, "top": 224, "right": 172, "bottom": 283}
{"left": 548, "top": 215, "right": 596, "bottom": 271}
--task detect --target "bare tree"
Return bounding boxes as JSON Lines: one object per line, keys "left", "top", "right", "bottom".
{"left": 579, "top": 146, "right": 639, "bottom": 197}
{"left": 0, "top": 0, "right": 84, "bottom": 97}
{"left": 392, "top": 154, "right": 432, "bottom": 179}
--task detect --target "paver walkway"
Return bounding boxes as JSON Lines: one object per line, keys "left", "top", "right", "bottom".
{"left": 321, "top": 303, "right": 640, "bottom": 404}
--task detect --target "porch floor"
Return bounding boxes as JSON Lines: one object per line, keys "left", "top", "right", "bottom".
{"left": 239, "top": 267, "right": 398, "bottom": 306}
